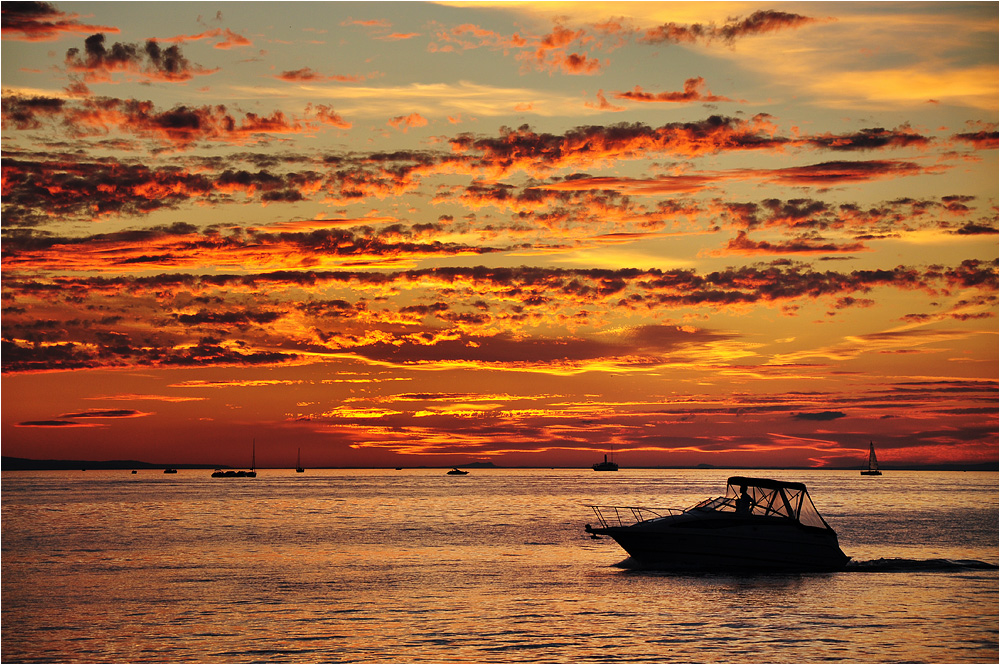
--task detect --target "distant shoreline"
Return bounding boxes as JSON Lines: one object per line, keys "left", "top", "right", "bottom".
{"left": 2, "top": 456, "right": 995, "bottom": 472}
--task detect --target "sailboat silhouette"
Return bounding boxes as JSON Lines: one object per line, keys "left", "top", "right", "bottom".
{"left": 211, "top": 439, "right": 257, "bottom": 478}
{"left": 861, "top": 441, "right": 882, "bottom": 476}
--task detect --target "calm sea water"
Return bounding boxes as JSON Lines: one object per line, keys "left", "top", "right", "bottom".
{"left": 2, "top": 469, "right": 997, "bottom": 663}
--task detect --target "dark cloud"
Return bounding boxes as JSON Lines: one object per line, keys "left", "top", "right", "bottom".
{"left": 449, "top": 115, "right": 792, "bottom": 173}
{"left": 1, "top": 1, "right": 119, "bottom": 41}
{"left": 767, "top": 160, "right": 932, "bottom": 185}
{"left": 950, "top": 222, "right": 999, "bottom": 236}
{"left": 642, "top": 10, "right": 815, "bottom": 46}
{"left": 0, "top": 335, "right": 300, "bottom": 374}
{"left": 721, "top": 230, "right": 866, "bottom": 255}
{"left": 65, "top": 33, "right": 213, "bottom": 82}
{"left": 334, "top": 324, "right": 726, "bottom": 368}
{"left": 952, "top": 131, "right": 999, "bottom": 150}
{"left": 394, "top": 393, "right": 480, "bottom": 401}
{"left": 15, "top": 420, "right": 85, "bottom": 427}
{"left": 1, "top": 157, "right": 211, "bottom": 224}
{"left": 1, "top": 95, "right": 67, "bottom": 130}
{"left": 0, "top": 220, "right": 505, "bottom": 273}
{"left": 57, "top": 409, "right": 148, "bottom": 419}
{"left": 278, "top": 67, "right": 324, "bottom": 81}
{"left": 173, "top": 309, "right": 285, "bottom": 327}
{"left": 2, "top": 95, "right": 318, "bottom": 148}
{"left": 792, "top": 411, "right": 847, "bottom": 421}
{"left": 806, "top": 127, "right": 932, "bottom": 151}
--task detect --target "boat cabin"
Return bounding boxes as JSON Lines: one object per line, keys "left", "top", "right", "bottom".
{"left": 692, "top": 476, "right": 835, "bottom": 531}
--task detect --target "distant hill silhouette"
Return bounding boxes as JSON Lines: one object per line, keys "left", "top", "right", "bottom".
{"left": 1, "top": 457, "right": 220, "bottom": 471}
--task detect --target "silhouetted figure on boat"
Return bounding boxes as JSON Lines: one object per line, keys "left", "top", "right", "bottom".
{"left": 736, "top": 485, "right": 754, "bottom": 514}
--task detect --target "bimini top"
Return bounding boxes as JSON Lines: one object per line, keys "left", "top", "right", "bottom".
{"left": 685, "top": 476, "right": 835, "bottom": 531}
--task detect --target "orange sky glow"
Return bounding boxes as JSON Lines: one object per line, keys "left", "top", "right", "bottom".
{"left": 2, "top": 1, "right": 997, "bottom": 468}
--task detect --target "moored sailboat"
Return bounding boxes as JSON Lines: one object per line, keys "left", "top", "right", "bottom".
{"left": 861, "top": 441, "right": 882, "bottom": 476}
{"left": 212, "top": 440, "right": 257, "bottom": 478}
{"left": 296, "top": 447, "right": 304, "bottom": 473}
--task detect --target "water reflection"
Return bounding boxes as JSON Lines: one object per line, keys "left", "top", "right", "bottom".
{"left": 2, "top": 469, "right": 996, "bottom": 663}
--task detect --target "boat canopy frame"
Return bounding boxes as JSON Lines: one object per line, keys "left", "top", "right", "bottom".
{"left": 702, "top": 476, "right": 833, "bottom": 530}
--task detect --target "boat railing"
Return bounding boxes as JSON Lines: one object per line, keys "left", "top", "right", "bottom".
{"left": 587, "top": 505, "right": 684, "bottom": 528}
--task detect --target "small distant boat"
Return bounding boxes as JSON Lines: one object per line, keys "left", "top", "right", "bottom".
{"left": 296, "top": 448, "right": 305, "bottom": 473}
{"left": 861, "top": 441, "right": 882, "bottom": 476}
{"left": 585, "top": 476, "right": 850, "bottom": 571}
{"left": 592, "top": 453, "right": 618, "bottom": 471}
{"left": 212, "top": 440, "right": 257, "bottom": 478}
{"left": 163, "top": 468, "right": 177, "bottom": 474}
{"left": 131, "top": 470, "right": 137, "bottom": 474}
{"left": 447, "top": 467, "right": 469, "bottom": 475}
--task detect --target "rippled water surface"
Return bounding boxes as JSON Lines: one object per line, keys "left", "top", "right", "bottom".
{"left": 2, "top": 469, "right": 997, "bottom": 662}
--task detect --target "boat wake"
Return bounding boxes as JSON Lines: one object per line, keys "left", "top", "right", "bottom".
{"left": 846, "top": 557, "right": 998, "bottom": 572}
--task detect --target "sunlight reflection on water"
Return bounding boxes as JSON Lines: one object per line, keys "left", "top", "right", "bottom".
{"left": 2, "top": 469, "right": 996, "bottom": 662}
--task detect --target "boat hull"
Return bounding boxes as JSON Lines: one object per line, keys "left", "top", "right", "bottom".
{"left": 589, "top": 517, "right": 849, "bottom": 572}
{"left": 211, "top": 470, "right": 256, "bottom": 477}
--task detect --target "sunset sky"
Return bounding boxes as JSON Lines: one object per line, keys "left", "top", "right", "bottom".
{"left": 2, "top": 1, "right": 997, "bottom": 469}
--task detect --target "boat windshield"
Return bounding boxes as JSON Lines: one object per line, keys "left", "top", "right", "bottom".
{"left": 689, "top": 477, "right": 832, "bottom": 530}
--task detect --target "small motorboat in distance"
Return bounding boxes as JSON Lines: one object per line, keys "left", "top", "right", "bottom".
{"left": 592, "top": 454, "right": 618, "bottom": 471}
{"left": 447, "top": 467, "right": 469, "bottom": 475}
{"left": 585, "top": 476, "right": 850, "bottom": 572}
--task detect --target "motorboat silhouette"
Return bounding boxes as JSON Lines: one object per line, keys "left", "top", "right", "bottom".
{"left": 592, "top": 453, "right": 618, "bottom": 471}
{"left": 585, "top": 476, "right": 849, "bottom": 571}
{"left": 446, "top": 467, "right": 469, "bottom": 475}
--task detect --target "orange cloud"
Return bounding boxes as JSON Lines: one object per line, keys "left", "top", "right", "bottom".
{"left": 518, "top": 24, "right": 603, "bottom": 75}
{"left": 341, "top": 19, "right": 391, "bottom": 28}
{"left": 584, "top": 90, "right": 626, "bottom": 112}
{"left": 377, "top": 32, "right": 421, "bottom": 41}
{"left": 615, "top": 78, "right": 733, "bottom": 104}
{"left": 4, "top": 259, "right": 994, "bottom": 376}
{"left": 306, "top": 103, "right": 352, "bottom": 129}
{"left": 159, "top": 28, "right": 252, "bottom": 49}
{"left": 388, "top": 113, "right": 428, "bottom": 131}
